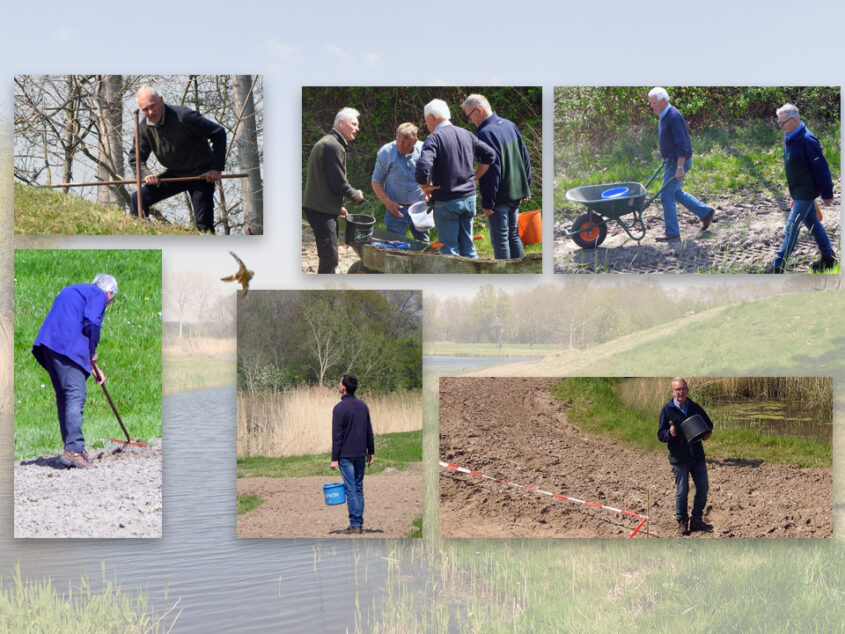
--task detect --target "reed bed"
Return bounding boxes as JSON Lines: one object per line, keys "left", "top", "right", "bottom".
{"left": 163, "top": 336, "right": 235, "bottom": 357}
{"left": 238, "top": 386, "right": 422, "bottom": 457}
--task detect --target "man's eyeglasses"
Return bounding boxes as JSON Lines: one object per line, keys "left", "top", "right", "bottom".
{"left": 777, "top": 116, "right": 794, "bottom": 128}
{"left": 673, "top": 387, "right": 688, "bottom": 392}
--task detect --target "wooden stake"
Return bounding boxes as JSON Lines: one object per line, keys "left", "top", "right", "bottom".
{"left": 134, "top": 109, "right": 144, "bottom": 218}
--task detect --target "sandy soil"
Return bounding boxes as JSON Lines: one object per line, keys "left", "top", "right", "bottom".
{"left": 237, "top": 465, "right": 422, "bottom": 538}
{"left": 14, "top": 441, "right": 162, "bottom": 538}
{"left": 301, "top": 222, "right": 361, "bottom": 274}
{"left": 554, "top": 196, "right": 841, "bottom": 273}
{"left": 439, "top": 378, "right": 832, "bottom": 538}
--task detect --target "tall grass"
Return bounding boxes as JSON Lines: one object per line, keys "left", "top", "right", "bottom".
{"left": 162, "top": 337, "right": 236, "bottom": 395}
{"left": 237, "top": 386, "right": 422, "bottom": 457}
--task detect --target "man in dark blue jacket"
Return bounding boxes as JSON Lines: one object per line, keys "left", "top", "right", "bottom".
{"left": 765, "top": 103, "right": 837, "bottom": 274}
{"left": 648, "top": 87, "right": 715, "bottom": 242}
{"left": 657, "top": 377, "right": 713, "bottom": 536}
{"left": 330, "top": 375, "right": 374, "bottom": 534}
{"left": 32, "top": 274, "right": 118, "bottom": 468}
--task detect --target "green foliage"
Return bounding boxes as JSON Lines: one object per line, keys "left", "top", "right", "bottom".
{"left": 237, "top": 494, "right": 265, "bottom": 515}
{"left": 14, "top": 250, "right": 162, "bottom": 459}
{"left": 406, "top": 516, "right": 423, "bottom": 539}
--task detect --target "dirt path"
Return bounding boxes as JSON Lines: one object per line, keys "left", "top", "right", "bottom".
{"left": 439, "top": 378, "right": 831, "bottom": 538}
{"left": 238, "top": 466, "right": 422, "bottom": 538}
{"left": 301, "top": 222, "right": 361, "bottom": 274}
{"left": 14, "top": 441, "right": 162, "bottom": 538}
{"left": 554, "top": 196, "right": 841, "bottom": 273}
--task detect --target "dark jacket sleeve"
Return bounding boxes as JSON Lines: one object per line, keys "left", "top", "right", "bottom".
{"left": 657, "top": 404, "right": 673, "bottom": 443}
{"left": 82, "top": 290, "right": 108, "bottom": 359}
{"left": 803, "top": 136, "right": 834, "bottom": 200}
{"left": 669, "top": 114, "right": 692, "bottom": 159}
{"left": 183, "top": 110, "right": 227, "bottom": 172}
{"left": 331, "top": 404, "right": 344, "bottom": 461}
{"left": 128, "top": 127, "right": 153, "bottom": 178}
{"left": 477, "top": 128, "right": 500, "bottom": 209}
{"left": 415, "top": 136, "right": 437, "bottom": 184}
{"left": 366, "top": 408, "right": 374, "bottom": 455}
{"left": 473, "top": 135, "right": 496, "bottom": 166}
{"left": 322, "top": 141, "right": 358, "bottom": 199}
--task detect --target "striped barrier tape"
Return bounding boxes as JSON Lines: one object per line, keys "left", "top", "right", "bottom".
{"left": 440, "top": 460, "right": 649, "bottom": 538}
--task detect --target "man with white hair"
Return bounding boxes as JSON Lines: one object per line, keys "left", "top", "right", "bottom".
{"left": 303, "top": 107, "right": 365, "bottom": 273}
{"left": 32, "top": 274, "right": 118, "bottom": 469}
{"left": 462, "top": 94, "right": 531, "bottom": 260}
{"left": 765, "top": 103, "right": 837, "bottom": 273}
{"left": 129, "top": 86, "right": 227, "bottom": 233}
{"left": 647, "top": 87, "right": 715, "bottom": 242}
{"left": 415, "top": 99, "right": 496, "bottom": 258}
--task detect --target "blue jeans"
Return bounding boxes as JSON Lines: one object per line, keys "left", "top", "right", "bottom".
{"left": 487, "top": 201, "right": 525, "bottom": 260}
{"left": 660, "top": 158, "right": 712, "bottom": 236}
{"left": 672, "top": 459, "right": 708, "bottom": 521}
{"left": 39, "top": 347, "right": 87, "bottom": 452}
{"left": 384, "top": 204, "right": 430, "bottom": 244}
{"left": 433, "top": 196, "right": 477, "bottom": 258}
{"left": 339, "top": 457, "right": 366, "bottom": 527}
{"left": 772, "top": 199, "right": 835, "bottom": 270}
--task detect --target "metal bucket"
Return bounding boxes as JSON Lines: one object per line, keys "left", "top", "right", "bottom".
{"left": 680, "top": 414, "right": 710, "bottom": 444}
{"left": 344, "top": 214, "right": 375, "bottom": 245}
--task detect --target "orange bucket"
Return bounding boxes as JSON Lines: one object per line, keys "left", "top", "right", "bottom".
{"left": 518, "top": 209, "right": 542, "bottom": 245}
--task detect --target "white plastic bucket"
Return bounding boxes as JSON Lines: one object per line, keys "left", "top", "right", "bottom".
{"left": 408, "top": 201, "right": 434, "bottom": 231}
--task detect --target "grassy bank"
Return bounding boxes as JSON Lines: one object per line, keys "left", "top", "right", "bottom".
{"left": 551, "top": 377, "right": 831, "bottom": 468}
{"left": 163, "top": 356, "right": 234, "bottom": 395}
{"left": 14, "top": 183, "right": 200, "bottom": 235}
{"left": 238, "top": 386, "right": 422, "bottom": 458}
{"left": 424, "top": 342, "right": 556, "bottom": 357}
{"left": 14, "top": 250, "right": 162, "bottom": 459}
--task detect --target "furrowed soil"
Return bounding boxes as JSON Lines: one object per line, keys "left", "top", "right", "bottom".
{"left": 439, "top": 378, "right": 832, "bottom": 538}
{"left": 301, "top": 222, "right": 361, "bottom": 274}
{"left": 237, "top": 465, "right": 422, "bottom": 538}
{"left": 554, "top": 196, "right": 841, "bottom": 273}
{"left": 14, "top": 441, "right": 162, "bottom": 538}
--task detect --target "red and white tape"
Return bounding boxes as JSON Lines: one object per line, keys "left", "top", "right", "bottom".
{"left": 440, "top": 460, "right": 649, "bottom": 538}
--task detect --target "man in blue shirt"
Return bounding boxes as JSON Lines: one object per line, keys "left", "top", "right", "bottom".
{"left": 648, "top": 87, "right": 715, "bottom": 242}
{"left": 765, "top": 103, "right": 837, "bottom": 274}
{"left": 657, "top": 377, "right": 713, "bottom": 536}
{"left": 415, "top": 99, "right": 496, "bottom": 258}
{"left": 330, "top": 375, "right": 375, "bottom": 535}
{"left": 32, "top": 274, "right": 118, "bottom": 469}
{"left": 371, "top": 122, "right": 429, "bottom": 243}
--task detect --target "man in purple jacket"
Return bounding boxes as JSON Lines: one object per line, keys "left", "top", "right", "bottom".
{"left": 32, "top": 274, "right": 118, "bottom": 468}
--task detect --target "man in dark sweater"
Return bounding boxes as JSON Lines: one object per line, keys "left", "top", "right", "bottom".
{"left": 647, "top": 87, "right": 715, "bottom": 242}
{"left": 765, "top": 103, "right": 837, "bottom": 274}
{"left": 415, "top": 99, "right": 496, "bottom": 258}
{"left": 462, "top": 93, "right": 531, "bottom": 260}
{"left": 303, "top": 107, "right": 365, "bottom": 273}
{"left": 657, "top": 377, "right": 714, "bottom": 536}
{"left": 330, "top": 375, "right": 374, "bottom": 534}
{"left": 129, "top": 86, "right": 226, "bottom": 233}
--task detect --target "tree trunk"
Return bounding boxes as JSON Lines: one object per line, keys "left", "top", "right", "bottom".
{"left": 96, "top": 75, "right": 125, "bottom": 207}
{"left": 231, "top": 75, "right": 263, "bottom": 234}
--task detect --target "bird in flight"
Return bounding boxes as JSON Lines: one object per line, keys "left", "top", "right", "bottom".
{"left": 222, "top": 251, "right": 254, "bottom": 297}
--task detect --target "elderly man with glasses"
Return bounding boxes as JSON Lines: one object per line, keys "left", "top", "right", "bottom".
{"left": 657, "top": 377, "right": 713, "bottom": 536}
{"left": 765, "top": 103, "right": 838, "bottom": 274}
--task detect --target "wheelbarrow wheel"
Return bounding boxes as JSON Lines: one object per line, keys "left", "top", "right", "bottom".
{"left": 347, "top": 261, "right": 366, "bottom": 274}
{"left": 571, "top": 213, "right": 607, "bottom": 248}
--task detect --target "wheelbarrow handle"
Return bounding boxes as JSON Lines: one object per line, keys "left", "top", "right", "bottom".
{"left": 642, "top": 162, "right": 674, "bottom": 210}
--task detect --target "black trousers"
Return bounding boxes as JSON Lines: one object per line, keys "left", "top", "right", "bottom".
{"left": 130, "top": 172, "right": 216, "bottom": 233}
{"left": 305, "top": 208, "right": 340, "bottom": 274}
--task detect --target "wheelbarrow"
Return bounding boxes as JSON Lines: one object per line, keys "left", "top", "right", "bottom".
{"left": 563, "top": 163, "right": 673, "bottom": 248}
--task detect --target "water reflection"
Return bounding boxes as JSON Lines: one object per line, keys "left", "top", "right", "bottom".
{"left": 712, "top": 399, "right": 832, "bottom": 442}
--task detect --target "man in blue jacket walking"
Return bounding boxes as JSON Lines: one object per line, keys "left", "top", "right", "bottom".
{"left": 765, "top": 103, "right": 838, "bottom": 274}
{"left": 330, "top": 375, "right": 374, "bottom": 535}
{"left": 32, "top": 274, "right": 118, "bottom": 468}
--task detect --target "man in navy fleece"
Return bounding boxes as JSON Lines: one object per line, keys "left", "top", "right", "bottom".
{"left": 765, "top": 103, "right": 837, "bottom": 274}
{"left": 647, "top": 87, "right": 715, "bottom": 242}
{"left": 415, "top": 99, "right": 496, "bottom": 258}
{"left": 462, "top": 94, "right": 531, "bottom": 260}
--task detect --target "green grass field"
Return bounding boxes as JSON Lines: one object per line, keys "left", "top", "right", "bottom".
{"left": 163, "top": 356, "right": 234, "bottom": 395}
{"left": 424, "top": 342, "right": 556, "bottom": 357}
{"left": 14, "top": 183, "right": 201, "bottom": 235}
{"left": 236, "top": 430, "right": 421, "bottom": 478}
{"left": 14, "top": 250, "right": 162, "bottom": 459}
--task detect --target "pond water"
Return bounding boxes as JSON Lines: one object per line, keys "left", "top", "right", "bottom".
{"left": 711, "top": 399, "right": 832, "bottom": 442}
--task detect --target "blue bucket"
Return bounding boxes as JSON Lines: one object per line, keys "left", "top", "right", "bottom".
{"left": 323, "top": 483, "right": 346, "bottom": 505}
{"left": 601, "top": 186, "right": 628, "bottom": 199}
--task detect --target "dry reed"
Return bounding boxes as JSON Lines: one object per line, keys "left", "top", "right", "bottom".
{"left": 237, "top": 386, "right": 422, "bottom": 457}
{"left": 163, "top": 336, "right": 235, "bottom": 357}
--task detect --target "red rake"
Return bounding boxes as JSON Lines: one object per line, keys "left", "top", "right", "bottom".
{"left": 93, "top": 365, "right": 147, "bottom": 448}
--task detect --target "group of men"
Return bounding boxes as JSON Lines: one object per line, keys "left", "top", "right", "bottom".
{"left": 303, "top": 94, "right": 533, "bottom": 273}
{"left": 648, "top": 86, "right": 837, "bottom": 273}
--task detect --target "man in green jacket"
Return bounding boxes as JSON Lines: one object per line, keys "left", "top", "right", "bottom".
{"left": 303, "top": 107, "right": 365, "bottom": 273}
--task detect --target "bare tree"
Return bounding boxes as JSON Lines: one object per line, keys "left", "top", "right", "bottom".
{"left": 95, "top": 75, "right": 127, "bottom": 207}
{"left": 231, "top": 75, "right": 263, "bottom": 234}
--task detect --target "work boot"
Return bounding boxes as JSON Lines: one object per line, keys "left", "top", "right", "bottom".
{"left": 676, "top": 520, "right": 688, "bottom": 536}
{"left": 61, "top": 449, "right": 92, "bottom": 469}
{"left": 341, "top": 526, "right": 363, "bottom": 535}
{"left": 763, "top": 263, "right": 784, "bottom": 274}
{"left": 701, "top": 208, "right": 715, "bottom": 232}
{"left": 655, "top": 234, "right": 681, "bottom": 243}
{"left": 689, "top": 518, "right": 713, "bottom": 533}
{"left": 810, "top": 255, "right": 838, "bottom": 273}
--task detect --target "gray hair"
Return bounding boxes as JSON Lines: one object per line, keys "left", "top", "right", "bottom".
{"left": 776, "top": 103, "right": 800, "bottom": 120}
{"left": 461, "top": 93, "right": 491, "bottom": 113}
{"left": 333, "top": 107, "right": 360, "bottom": 127}
{"left": 136, "top": 86, "right": 161, "bottom": 100}
{"left": 671, "top": 377, "right": 688, "bottom": 388}
{"left": 92, "top": 273, "right": 118, "bottom": 296}
{"left": 648, "top": 87, "right": 670, "bottom": 102}
{"left": 424, "top": 99, "right": 451, "bottom": 120}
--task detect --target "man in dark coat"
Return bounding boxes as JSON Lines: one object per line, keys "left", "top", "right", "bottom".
{"left": 32, "top": 274, "right": 118, "bottom": 468}
{"left": 657, "top": 377, "right": 714, "bottom": 536}
{"left": 129, "top": 86, "right": 226, "bottom": 233}
{"left": 330, "top": 374, "right": 374, "bottom": 534}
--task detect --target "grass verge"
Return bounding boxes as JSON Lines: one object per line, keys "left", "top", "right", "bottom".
{"left": 163, "top": 356, "right": 234, "bottom": 396}
{"left": 406, "top": 517, "right": 423, "bottom": 538}
{"left": 424, "top": 342, "right": 555, "bottom": 357}
{"left": 237, "top": 494, "right": 265, "bottom": 515}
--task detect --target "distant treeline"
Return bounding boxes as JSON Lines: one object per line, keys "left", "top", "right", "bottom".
{"left": 302, "top": 87, "right": 542, "bottom": 215}
{"left": 556, "top": 86, "right": 841, "bottom": 147}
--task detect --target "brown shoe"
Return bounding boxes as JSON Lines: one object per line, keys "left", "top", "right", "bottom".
{"left": 341, "top": 526, "right": 363, "bottom": 535}
{"left": 689, "top": 518, "right": 713, "bottom": 532}
{"left": 676, "top": 520, "right": 688, "bottom": 536}
{"left": 61, "top": 449, "right": 92, "bottom": 468}
{"left": 701, "top": 208, "right": 715, "bottom": 231}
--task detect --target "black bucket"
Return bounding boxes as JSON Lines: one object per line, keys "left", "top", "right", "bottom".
{"left": 680, "top": 414, "right": 710, "bottom": 444}
{"left": 344, "top": 214, "right": 375, "bottom": 245}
